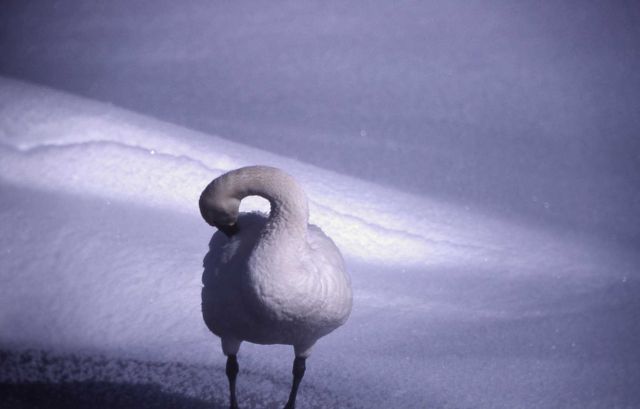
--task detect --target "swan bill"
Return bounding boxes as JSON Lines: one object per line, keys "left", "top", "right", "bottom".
{"left": 217, "top": 223, "right": 239, "bottom": 237}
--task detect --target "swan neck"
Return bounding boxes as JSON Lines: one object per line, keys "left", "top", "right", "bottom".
{"left": 225, "top": 166, "right": 309, "bottom": 236}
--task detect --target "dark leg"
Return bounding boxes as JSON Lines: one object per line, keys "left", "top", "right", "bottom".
{"left": 226, "top": 354, "right": 239, "bottom": 409}
{"left": 283, "top": 357, "right": 306, "bottom": 409}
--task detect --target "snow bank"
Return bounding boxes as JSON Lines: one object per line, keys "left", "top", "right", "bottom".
{"left": 0, "top": 78, "right": 428, "bottom": 265}
{"left": 0, "top": 76, "right": 604, "bottom": 271}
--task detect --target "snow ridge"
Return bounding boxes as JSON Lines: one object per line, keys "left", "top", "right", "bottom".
{"left": 0, "top": 76, "right": 623, "bottom": 273}
{"left": 0, "top": 77, "right": 502, "bottom": 266}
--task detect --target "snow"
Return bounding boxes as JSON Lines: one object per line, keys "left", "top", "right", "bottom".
{"left": 1, "top": 3, "right": 639, "bottom": 407}
{"left": 0, "top": 78, "right": 559, "bottom": 268}
{"left": 2, "top": 0, "right": 639, "bottom": 246}
{"left": 1, "top": 78, "right": 639, "bottom": 408}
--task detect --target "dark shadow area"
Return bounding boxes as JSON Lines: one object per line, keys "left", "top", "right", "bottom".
{"left": 0, "top": 349, "right": 224, "bottom": 409}
{"left": 201, "top": 212, "right": 266, "bottom": 288}
{"left": 0, "top": 381, "right": 214, "bottom": 409}
{"left": 201, "top": 230, "right": 229, "bottom": 287}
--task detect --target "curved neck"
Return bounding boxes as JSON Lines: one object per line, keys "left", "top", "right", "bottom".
{"left": 213, "top": 166, "right": 309, "bottom": 239}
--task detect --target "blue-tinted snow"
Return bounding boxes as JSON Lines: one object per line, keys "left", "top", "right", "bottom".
{"left": 1, "top": 0, "right": 639, "bottom": 244}
{"left": 0, "top": 79, "right": 639, "bottom": 408}
{"left": 1, "top": 1, "right": 640, "bottom": 407}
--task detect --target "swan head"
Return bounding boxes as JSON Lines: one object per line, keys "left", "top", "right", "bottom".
{"left": 199, "top": 190, "right": 241, "bottom": 238}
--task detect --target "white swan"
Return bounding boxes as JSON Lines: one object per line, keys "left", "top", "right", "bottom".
{"left": 199, "top": 165, "right": 352, "bottom": 409}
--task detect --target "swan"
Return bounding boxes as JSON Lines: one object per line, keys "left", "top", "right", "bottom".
{"left": 199, "top": 165, "right": 352, "bottom": 409}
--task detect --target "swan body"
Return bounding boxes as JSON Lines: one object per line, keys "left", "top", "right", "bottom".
{"left": 199, "top": 166, "right": 352, "bottom": 408}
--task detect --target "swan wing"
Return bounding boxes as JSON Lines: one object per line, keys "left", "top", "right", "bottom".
{"left": 301, "top": 225, "right": 353, "bottom": 326}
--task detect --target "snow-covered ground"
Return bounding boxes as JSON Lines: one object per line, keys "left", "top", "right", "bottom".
{"left": 2, "top": 0, "right": 639, "bottom": 244}
{"left": 1, "top": 1, "right": 639, "bottom": 407}
{"left": 1, "top": 78, "right": 639, "bottom": 409}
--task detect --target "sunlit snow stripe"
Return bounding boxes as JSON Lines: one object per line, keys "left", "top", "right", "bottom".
{"left": 0, "top": 140, "right": 433, "bottom": 265}
{"left": 0, "top": 76, "right": 609, "bottom": 271}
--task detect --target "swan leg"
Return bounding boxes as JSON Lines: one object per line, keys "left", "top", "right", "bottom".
{"left": 283, "top": 357, "right": 306, "bottom": 409}
{"left": 221, "top": 338, "right": 242, "bottom": 409}
{"left": 226, "top": 354, "right": 239, "bottom": 409}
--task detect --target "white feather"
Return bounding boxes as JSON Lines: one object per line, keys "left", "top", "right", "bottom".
{"left": 200, "top": 166, "right": 352, "bottom": 358}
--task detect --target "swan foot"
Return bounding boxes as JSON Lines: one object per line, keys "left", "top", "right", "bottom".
{"left": 226, "top": 354, "right": 240, "bottom": 409}
{"left": 283, "top": 357, "right": 306, "bottom": 409}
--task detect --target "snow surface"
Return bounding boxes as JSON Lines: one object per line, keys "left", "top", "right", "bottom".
{"left": 2, "top": 0, "right": 639, "bottom": 246}
{"left": 1, "top": 78, "right": 639, "bottom": 408}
